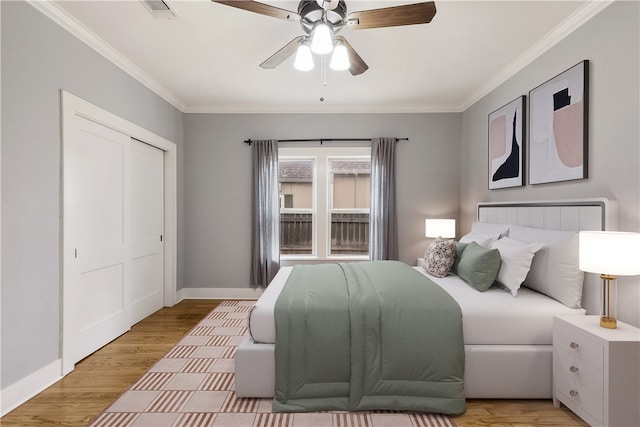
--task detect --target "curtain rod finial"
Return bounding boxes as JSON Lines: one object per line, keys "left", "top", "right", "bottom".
{"left": 244, "top": 139, "right": 253, "bottom": 145}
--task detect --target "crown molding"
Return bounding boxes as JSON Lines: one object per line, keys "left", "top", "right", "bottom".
{"left": 460, "top": 0, "right": 615, "bottom": 112}
{"left": 29, "top": 0, "right": 187, "bottom": 112}
{"left": 182, "top": 103, "right": 462, "bottom": 114}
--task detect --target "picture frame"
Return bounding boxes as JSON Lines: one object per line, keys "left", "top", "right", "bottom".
{"left": 488, "top": 95, "right": 525, "bottom": 189}
{"left": 529, "top": 60, "right": 589, "bottom": 184}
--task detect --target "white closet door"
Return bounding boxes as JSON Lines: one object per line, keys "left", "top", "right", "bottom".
{"left": 130, "top": 139, "right": 164, "bottom": 325}
{"left": 64, "top": 116, "right": 131, "bottom": 366}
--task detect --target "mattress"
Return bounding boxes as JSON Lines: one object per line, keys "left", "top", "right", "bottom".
{"left": 248, "top": 265, "right": 585, "bottom": 346}
{"left": 248, "top": 266, "right": 292, "bottom": 344}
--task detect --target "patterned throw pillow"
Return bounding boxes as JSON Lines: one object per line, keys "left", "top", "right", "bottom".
{"left": 423, "top": 238, "right": 457, "bottom": 277}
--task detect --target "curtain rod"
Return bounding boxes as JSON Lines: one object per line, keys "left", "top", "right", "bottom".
{"left": 244, "top": 137, "right": 408, "bottom": 145}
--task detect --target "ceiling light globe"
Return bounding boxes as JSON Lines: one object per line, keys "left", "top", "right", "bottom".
{"left": 293, "top": 44, "right": 314, "bottom": 71}
{"left": 311, "top": 23, "right": 333, "bottom": 55}
{"left": 329, "top": 42, "right": 350, "bottom": 71}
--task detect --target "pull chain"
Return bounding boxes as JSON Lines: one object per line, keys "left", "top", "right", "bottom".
{"left": 320, "top": 55, "right": 327, "bottom": 102}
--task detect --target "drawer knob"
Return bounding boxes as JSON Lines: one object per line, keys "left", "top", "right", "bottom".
{"left": 570, "top": 366, "right": 579, "bottom": 373}
{"left": 569, "top": 390, "right": 579, "bottom": 397}
{"left": 570, "top": 342, "right": 579, "bottom": 349}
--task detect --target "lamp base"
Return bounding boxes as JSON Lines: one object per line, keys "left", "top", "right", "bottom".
{"left": 599, "top": 274, "right": 618, "bottom": 329}
{"left": 600, "top": 315, "right": 617, "bottom": 329}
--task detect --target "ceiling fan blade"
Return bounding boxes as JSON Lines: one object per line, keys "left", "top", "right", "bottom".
{"left": 347, "top": 2, "right": 436, "bottom": 29}
{"left": 260, "top": 36, "right": 305, "bottom": 69}
{"left": 334, "top": 36, "right": 369, "bottom": 76}
{"left": 212, "top": 1, "right": 300, "bottom": 21}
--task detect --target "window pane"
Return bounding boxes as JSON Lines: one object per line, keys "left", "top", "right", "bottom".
{"left": 279, "top": 159, "right": 313, "bottom": 255}
{"left": 279, "top": 160, "right": 313, "bottom": 209}
{"left": 280, "top": 212, "right": 313, "bottom": 255}
{"left": 330, "top": 212, "right": 369, "bottom": 255}
{"left": 329, "top": 159, "right": 370, "bottom": 256}
{"left": 330, "top": 160, "right": 371, "bottom": 209}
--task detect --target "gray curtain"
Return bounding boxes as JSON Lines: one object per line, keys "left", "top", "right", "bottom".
{"left": 251, "top": 139, "right": 280, "bottom": 287}
{"left": 369, "top": 137, "right": 398, "bottom": 260}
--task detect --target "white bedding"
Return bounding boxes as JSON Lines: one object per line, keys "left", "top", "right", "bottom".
{"left": 414, "top": 268, "right": 585, "bottom": 344}
{"left": 248, "top": 265, "right": 585, "bottom": 345}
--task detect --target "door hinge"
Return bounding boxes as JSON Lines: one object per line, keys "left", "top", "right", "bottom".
{"left": 74, "top": 248, "right": 78, "bottom": 259}
{"left": 160, "top": 235, "right": 163, "bottom": 242}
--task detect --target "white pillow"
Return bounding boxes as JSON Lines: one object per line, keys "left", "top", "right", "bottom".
{"left": 508, "top": 225, "right": 584, "bottom": 308}
{"left": 471, "top": 222, "right": 511, "bottom": 238}
{"left": 490, "top": 237, "right": 544, "bottom": 296}
{"left": 459, "top": 232, "right": 500, "bottom": 248}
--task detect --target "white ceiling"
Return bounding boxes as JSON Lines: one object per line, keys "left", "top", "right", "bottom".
{"left": 42, "top": 1, "right": 610, "bottom": 113}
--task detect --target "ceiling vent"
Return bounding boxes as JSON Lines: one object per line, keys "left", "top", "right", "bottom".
{"left": 142, "top": 0, "right": 177, "bottom": 19}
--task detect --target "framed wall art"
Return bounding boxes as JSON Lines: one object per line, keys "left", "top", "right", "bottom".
{"left": 529, "top": 60, "right": 589, "bottom": 184}
{"left": 488, "top": 95, "right": 525, "bottom": 189}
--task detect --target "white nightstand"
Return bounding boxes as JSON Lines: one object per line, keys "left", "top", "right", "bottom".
{"left": 553, "top": 315, "right": 640, "bottom": 427}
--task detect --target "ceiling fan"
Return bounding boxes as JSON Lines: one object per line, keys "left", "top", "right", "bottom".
{"left": 212, "top": 0, "right": 437, "bottom": 76}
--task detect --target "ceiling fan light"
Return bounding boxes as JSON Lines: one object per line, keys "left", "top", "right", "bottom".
{"left": 329, "top": 42, "right": 350, "bottom": 71}
{"left": 293, "top": 43, "right": 314, "bottom": 71}
{"left": 310, "top": 23, "right": 333, "bottom": 55}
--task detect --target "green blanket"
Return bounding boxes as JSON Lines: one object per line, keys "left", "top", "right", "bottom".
{"left": 273, "top": 261, "right": 465, "bottom": 414}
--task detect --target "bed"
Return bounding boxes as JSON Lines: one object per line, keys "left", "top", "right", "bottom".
{"left": 235, "top": 198, "right": 616, "bottom": 406}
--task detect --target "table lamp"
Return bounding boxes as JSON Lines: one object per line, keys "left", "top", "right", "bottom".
{"left": 425, "top": 219, "right": 456, "bottom": 239}
{"left": 579, "top": 231, "right": 640, "bottom": 329}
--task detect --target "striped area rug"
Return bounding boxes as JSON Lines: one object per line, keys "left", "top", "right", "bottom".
{"left": 89, "top": 300, "right": 457, "bottom": 427}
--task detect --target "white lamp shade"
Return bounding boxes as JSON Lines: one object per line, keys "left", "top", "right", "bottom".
{"left": 425, "top": 219, "right": 456, "bottom": 238}
{"left": 310, "top": 23, "right": 333, "bottom": 55}
{"left": 579, "top": 231, "right": 640, "bottom": 276}
{"left": 293, "top": 44, "right": 314, "bottom": 71}
{"left": 329, "top": 42, "right": 350, "bottom": 71}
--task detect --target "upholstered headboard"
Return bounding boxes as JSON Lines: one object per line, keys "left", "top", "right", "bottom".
{"left": 476, "top": 198, "right": 618, "bottom": 316}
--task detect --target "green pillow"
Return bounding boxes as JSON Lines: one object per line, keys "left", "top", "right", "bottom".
{"left": 457, "top": 241, "right": 501, "bottom": 291}
{"left": 451, "top": 241, "right": 468, "bottom": 274}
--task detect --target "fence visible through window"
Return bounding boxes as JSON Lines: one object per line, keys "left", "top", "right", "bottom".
{"left": 280, "top": 213, "right": 313, "bottom": 254}
{"left": 280, "top": 212, "right": 369, "bottom": 255}
{"left": 330, "top": 212, "right": 369, "bottom": 255}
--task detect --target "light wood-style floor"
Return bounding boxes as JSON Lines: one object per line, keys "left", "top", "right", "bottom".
{"left": 1, "top": 299, "right": 587, "bottom": 427}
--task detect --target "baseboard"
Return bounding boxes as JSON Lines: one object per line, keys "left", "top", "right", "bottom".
{"left": 0, "top": 359, "right": 62, "bottom": 416}
{"left": 178, "top": 287, "right": 264, "bottom": 301}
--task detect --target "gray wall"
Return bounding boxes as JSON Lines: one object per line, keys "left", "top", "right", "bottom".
{"left": 460, "top": 1, "right": 640, "bottom": 326}
{"left": 1, "top": 1, "right": 184, "bottom": 388}
{"left": 183, "top": 113, "right": 461, "bottom": 288}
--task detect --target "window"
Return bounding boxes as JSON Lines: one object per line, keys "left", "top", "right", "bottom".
{"left": 279, "top": 159, "right": 314, "bottom": 255}
{"left": 329, "top": 159, "right": 370, "bottom": 255}
{"left": 283, "top": 194, "right": 293, "bottom": 209}
{"left": 279, "top": 146, "right": 371, "bottom": 259}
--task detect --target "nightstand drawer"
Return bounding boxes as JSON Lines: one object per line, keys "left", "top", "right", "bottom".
{"left": 554, "top": 318, "right": 604, "bottom": 369}
{"left": 555, "top": 372, "right": 604, "bottom": 424}
{"left": 554, "top": 348, "right": 604, "bottom": 395}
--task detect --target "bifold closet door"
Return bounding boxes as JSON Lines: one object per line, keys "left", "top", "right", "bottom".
{"left": 64, "top": 116, "right": 132, "bottom": 365}
{"left": 130, "top": 139, "right": 164, "bottom": 325}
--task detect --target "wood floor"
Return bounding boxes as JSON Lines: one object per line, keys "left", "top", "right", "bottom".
{"left": 1, "top": 299, "right": 587, "bottom": 427}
